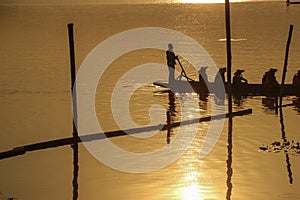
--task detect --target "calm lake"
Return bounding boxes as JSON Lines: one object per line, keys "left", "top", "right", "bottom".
{"left": 1, "top": 1, "right": 300, "bottom": 199}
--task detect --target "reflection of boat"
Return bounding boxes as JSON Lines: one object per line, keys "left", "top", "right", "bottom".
{"left": 153, "top": 80, "right": 299, "bottom": 96}
{"left": 262, "top": 97, "right": 278, "bottom": 110}
{"left": 293, "top": 98, "right": 300, "bottom": 113}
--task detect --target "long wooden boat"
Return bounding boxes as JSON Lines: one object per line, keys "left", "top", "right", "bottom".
{"left": 153, "top": 80, "right": 300, "bottom": 96}
{"left": 286, "top": 0, "right": 300, "bottom": 5}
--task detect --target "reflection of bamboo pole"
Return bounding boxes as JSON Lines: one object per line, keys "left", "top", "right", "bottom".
{"left": 166, "top": 111, "right": 171, "bottom": 144}
{"left": 67, "top": 23, "right": 79, "bottom": 200}
{"left": 279, "top": 104, "right": 294, "bottom": 184}
{"left": 226, "top": 122, "right": 233, "bottom": 200}
{"left": 285, "top": 154, "right": 293, "bottom": 184}
{"left": 279, "top": 99, "right": 294, "bottom": 184}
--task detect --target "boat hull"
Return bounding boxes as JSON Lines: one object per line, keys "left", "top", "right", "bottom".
{"left": 153, "top": 80, "right": 300, "bottom": 96}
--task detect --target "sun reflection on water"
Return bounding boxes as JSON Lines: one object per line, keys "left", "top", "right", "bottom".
{"left": 171, "top": 119, "right": 221, "bottom": 200}
{"left": 175, "top": 160, "right": 219, "bottom": 200}
{"left": 178, "top": 171, "right": 206, "bottom": 200}
{"left": 182, "top": 184, "right": 203, "bottom": 200}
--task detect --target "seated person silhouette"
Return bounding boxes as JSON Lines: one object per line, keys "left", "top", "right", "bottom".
{"left": 293, "top": 70, "right": 300, "bottom": 97}
{"left": 293, "top": 70, "right": 300, "bottom": 87}
{"left": 199, "top": 67, "right": 208, "bottom": 92}
{"left": 262, "top": 68, "right": 279, "bottom": 86}
{"left": 214, "top": 67, "right": 226, "bottom": 84}
{"left": 233, "top": 69, "right": 248, "bottom": 87}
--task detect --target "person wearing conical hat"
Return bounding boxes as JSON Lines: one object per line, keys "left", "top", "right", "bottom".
{"left": 233, "top": 69, "right": 248, "bottom": 87}
{"left": 262, "top": 68, "right": 279, "bottom": 86}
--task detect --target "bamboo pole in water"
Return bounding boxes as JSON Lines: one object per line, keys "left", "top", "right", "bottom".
{"left": 225, "top": 0, "right": 233, "bottom": 199}
{"left": 166, "top": 111, "right": 171, "bottom": 144}
{"left": 225, "top": 0, "right": 232, "bottom": 118}
{"left": 279, "top": 25, "right": 294, "bottom": 184}
{"left": 280, "top": 25, "right": 294, "bottom": 105}
{"left": 0, "top": 109, "right": 252, "bottom": 160}
{"left": 67, "top": 23, "right": 79, "bottom": 200}
{"left": 67, "top": 23, "right": 78, "bottom": 138}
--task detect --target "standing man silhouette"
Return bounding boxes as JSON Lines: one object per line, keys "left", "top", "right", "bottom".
{"left": 166, "top": 43, "right": 178, "bottom": 84}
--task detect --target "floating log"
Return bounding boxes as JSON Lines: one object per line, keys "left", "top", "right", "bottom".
{"left": 0, "top": 109, "right": 252, "bottom": 160}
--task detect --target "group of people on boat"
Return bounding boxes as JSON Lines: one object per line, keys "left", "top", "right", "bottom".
{"left": 231, "top": 68, "right": 300, "bottom": 88}
{"left": 166, "top": 43, "right": 300, "bottom": 88}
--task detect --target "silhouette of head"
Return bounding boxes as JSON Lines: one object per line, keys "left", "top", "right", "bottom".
{"left": 199, "top": 67, "right": 208, "bottom": 74}
{"left": 269, "top": 68, "right": 278, "bottom": 74}
{"left": 220, "top": 67, "right": 227, "bottom": 73}
{"left": 168, "top": 43, "right": 173, "bottom": 51}
{"left": 234, "top": 69, "right": 244, "bottom": 75}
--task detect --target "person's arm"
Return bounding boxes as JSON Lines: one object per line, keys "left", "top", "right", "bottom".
{"left": 241, "top": 76, "right": 248, "bottom": 84}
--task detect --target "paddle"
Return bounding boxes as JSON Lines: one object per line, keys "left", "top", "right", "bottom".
{"left": 176, "top": 58, "right": 196, "bottom": 82}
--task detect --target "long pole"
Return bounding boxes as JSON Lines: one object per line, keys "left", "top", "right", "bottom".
{"left": 280, "top": 25, "right": 294, "bottom": 105}
{"left": 225, "top": 1, "right": 233, "bottom": 199}
{"left": 279, "top": 24, "right": 294, "bottom": 185}
{"left": 68, "top": 23, "right": 78, "bottom": 136}
{"left": 0, "top": 108, "right": 252, "bottom": 160}
{"left": 68, "top": 23, "right": 79, "bottom": 200}
{"left": 176, "top": 58, "right": 194, "bottom": 82}
{"left": 225, "top": 0, "right": 232, "bottom": 118}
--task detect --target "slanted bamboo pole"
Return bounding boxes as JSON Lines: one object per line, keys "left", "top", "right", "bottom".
{"left": 280, "top": 25, "right": 294, "bottom": 105}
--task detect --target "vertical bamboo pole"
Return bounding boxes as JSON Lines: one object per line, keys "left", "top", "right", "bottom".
{"left": 225, "top": 0, "right": 233, "bottom": 118}
{"left": 68, "top": 23, "right": 79, "bottom": 200}
{"left": 225, "top": 0, "right": 233, "bottom": 199}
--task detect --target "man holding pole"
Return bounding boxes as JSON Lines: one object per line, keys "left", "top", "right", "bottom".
{"left": 166, "top": 43, "right": 178, "bottom": 84}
